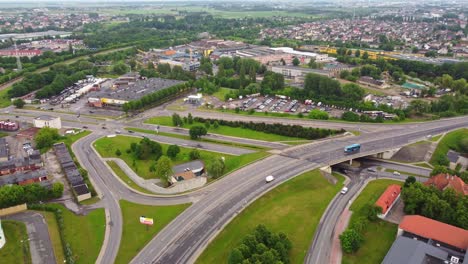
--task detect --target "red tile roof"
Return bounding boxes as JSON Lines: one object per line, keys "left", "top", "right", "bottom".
{"left": 424, "top": 174, "right": 468, "bottom": 195}
{"left": 375, "top": 184, "right": 401, "bottom": 214}
{"left": 399, "top": 215, "right": 468, "bottom": 250}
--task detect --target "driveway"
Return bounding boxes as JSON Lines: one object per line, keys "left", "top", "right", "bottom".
{"left": 4, "top": 211, "right": 56, "bottom": 264}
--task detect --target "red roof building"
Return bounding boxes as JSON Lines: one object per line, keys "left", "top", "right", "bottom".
{"left": 375, "top": 184, "right": 401, "bottom": 217}
{"left": 399, "top": 215, "right": 468, "bottom": 251}
{"left": 424, "top": 173, "right": 468, "bottom": 195}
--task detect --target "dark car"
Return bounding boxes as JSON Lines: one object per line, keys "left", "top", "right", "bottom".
{"left": 128, "top": 130, "right": 134, "bottom": 133}
{"left": 82, "top": 126, "right": 88, "bottom": 129}
{"left": 102, "top": 126, "right": 107, "bottom": 129}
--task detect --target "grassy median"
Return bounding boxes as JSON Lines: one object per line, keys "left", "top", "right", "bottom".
{"left": 106, "top": 160, "right": 155, "bottom": 194}
{"left": 342, "top": 179, "right": 402, "bottom": 264}
{"left": 196, "top": 170, "right": 344, "bottom": 264}
{"left": 0, "top": 220, "right": 31, "bottom": 264}
{"left": 430, "top": 128, "right": 468, "bottom": 165}
{"left": 116, "top": 200, "right": 191, "bottom": 264}
{"left": 94, "top": 135, "right": 269, "bottom": 179}
{"left": 145, "top": 116, "right": 303, "bottom": 142}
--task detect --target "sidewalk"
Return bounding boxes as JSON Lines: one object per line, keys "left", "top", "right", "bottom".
{"left": 330, "top": 208, "right": 352, "bottom": 264}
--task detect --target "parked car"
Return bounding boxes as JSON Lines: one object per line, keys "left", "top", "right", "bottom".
{"left": 367, "top": 167, "right": 377, "bottom": 172}
{"left": 265, "top": 175, "right": 275, "bottom": 183}
{"left": 340, "top": 187, "right": 349, "bottom": 194}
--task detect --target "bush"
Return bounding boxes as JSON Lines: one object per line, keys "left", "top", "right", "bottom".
{"left": 166, "top": 145, "right": 180, "bottom": 159}
{"left": 341, "top": 111, "right": 360, "bottom": 122}
{"left": 189, "top": 149, "right": 201, "bottom": 160}
{"left": 308, "top": 109, "right": 329, "bottom": 120}
{"left": 115, "top": 149, "right": 122, "bottom": 156}
{"left": 340, "top": 229, "right": 364, "bottom": 254}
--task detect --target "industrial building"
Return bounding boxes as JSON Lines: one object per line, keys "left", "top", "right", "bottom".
{"left": 33, "top": 115, "right": 62, "bottom": 129}
{"left": 269, "top": 65, "right": 332, "bottom": 81}
{"left": 88, "top": 76, "right": 183, "bottom": 108}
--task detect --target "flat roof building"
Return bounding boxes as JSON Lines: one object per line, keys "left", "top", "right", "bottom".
{"left": 33, "top": 115, "right": 61, "bottom": 129}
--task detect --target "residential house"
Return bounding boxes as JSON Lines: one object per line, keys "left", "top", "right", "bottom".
{"left": 424, "top": 173, "right": 468, "bottom": 195}
{"left": 375, "top": 184, "right": 401, "bottom": 218}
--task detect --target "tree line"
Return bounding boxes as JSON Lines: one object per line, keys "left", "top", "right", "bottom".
{"left": 193, "top": 117, "right": 344, "bottom": 140}
{"left": 0, "top": 183, "right": 64, "bottom": 209}
{"left": 122, "top": 82, "right": 191, "bottom": 112}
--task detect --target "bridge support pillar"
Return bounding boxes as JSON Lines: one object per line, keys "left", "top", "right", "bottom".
{"left": 349, "top": 159, "right": 353, "bottom": 166}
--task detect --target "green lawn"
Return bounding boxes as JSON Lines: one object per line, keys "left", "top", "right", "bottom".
{"left": 107, "top": 160, "right": 155, "bottom": 194}
{"left": 196, "top": 170, "right": 344, "bottom": 264}
{"left": 0, "top": 220, "right": 31, "bottom": 264}
{"left": 38, "top": 211, "right": 65, "bottom": 264}
{"left": 0, "top": 88, "right": 12, "bottom": 108}
{"left": 116, "top": 200, "right": 191, "bottom": 264}
{"left": 430, "top": 128, "right": 468, "bottom": 165}
{"left": 212, "top": 87, "right": 235, "bottom": 101}
{"left": 429, "top": 134, "right": 443, "bottom": 142}
{"left": 412, "top": 162, "right": 433, "bottom": 169}
{"left": 125, "top": 127, "right": 267, "bottom": 151}
{"left": 342, "top": 180, "right": 402, "bottom": 264}
{"left": 146, "top": 116, "right": 303, "bottom": 142}
{"left": 47, "top": 204, "right": 105, "bottom": 264}
{"left": 94, "top": 135, "right": 269, "bottom": 179}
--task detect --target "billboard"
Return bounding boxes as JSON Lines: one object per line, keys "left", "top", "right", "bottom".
{"left": 139, "top": 216, "right": 154, "bottom": 225}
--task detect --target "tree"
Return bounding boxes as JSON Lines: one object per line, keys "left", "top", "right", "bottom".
{"left": 13, "top": 98, "right": 25, "bottom": 108}
{"left": 213, "top": 121, "right": 219, "bottom": 129}
{"left": 308, "top": 58, "right": 318, "bottom": 69}
{"left": 187, "top": 113, "right": 193, "bottom": 124}
{"left": 404, "top": 176, "right": 416, "bottom": 187}
{"left": 112, "top": 62, "right": 130, "bottom": 75}
{"left": 167, "top": 145, "right": 180, "bottom": 159}
{"left": 204, "top": 121, "right": 211, "bottom": 129}
{"left": 189, "top": 125, "right": 207, "bottom": 140}
{"left": 430, "top": 166, "right": 450, "bottom": 176}
{"left": 217, "top": 63, "right": 225, "bottom": 79}
{"left": 341, "top": 111, "right": 360, "bottom": 122}
{"left": 355, "top": 50, "right": 361, "bottom": 57}
{"left": 460, "top": 137, "right": 468, "bottom": 153}
{"left": 409, "top": 100, "right": 430, "bottom": 115}
{"left": 228, "top": 249, "right": 244, "bottom": 264}
{"left": 35, "top": 127, "right": 61, "bottom": 150}
{"left": 189, "top": 149, "right": 201, "bottom": 160}
{"left": 362, "top": 51, "right": 369, "bottom": 60}
{"left": 308, "top": 109, "right": 329, "bottom": 120}
{"left": 172, "top": 113, "right": 183, "bottom": 127}
{"left": 129, "top": 60, "right": 137, "bottom": 71}
{"left": 340, "top": 229, "right": 363, "bottom": 253}
{"left": 154, "top": 156, "right": 173, "bottom": 185}
{"left": 342, "top": 83, "right": 365, "bottom": 102}
{"left": 50, "top": 182, "right": 64, "bottom": 198}
{"left": 115, "top": 149, "right": 122, "bottom": 156}
{"left": 292, "top": 57, "right": 300, "bottom": 66}
{"left": 208, "top": 158, "right": 225, "bottom": 179}
{"left": 134, "top": 137, "right": 162, "bottom": 160}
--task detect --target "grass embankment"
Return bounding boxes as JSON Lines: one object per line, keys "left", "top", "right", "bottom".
{"left": 0, "top": 220, "right": 31, "bottom": 264}
{"left": 342, "top": 180, "right": 402, "bottom": 264}
{"left": 430, "top": 128, "right": 468, "bottom": 165}
{"left": 429, "top": 134, "right": 443, "bottom": 142}
{"left": 39, "top": 211, "right": 66, "bottom": 264}
{"left": 0, "top": 88, "right": 12, "bottom": 108}
{"left": 116, "top": 200, "right": 191, "bottom": 264}
{"left": 47, "top": 204, "right": 105, "bottom": 264}
{"left": 94, "top": 135, "right": 269, "bottom": 179}
{"left": 145, "top": 116, "right": 303, "bottom": 142}
{"left": 107, "top": 160, "right": 155, "bottom": 194}
{"left": 125, "top": 127, "right": 267, "bottom": 151}
{"left": 412, "top": 162, "right": 433, "bottom": 169}
{"left": 196, "top": 170, "right": 344, "bottom": 264}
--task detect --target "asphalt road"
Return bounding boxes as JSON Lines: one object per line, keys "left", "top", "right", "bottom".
{"left": 4, "top": 211, "right": 56, "bottom": 264}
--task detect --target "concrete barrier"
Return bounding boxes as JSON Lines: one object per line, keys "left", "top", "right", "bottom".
{"left": 0, "top": 203, "right": 27, "bottom": 216}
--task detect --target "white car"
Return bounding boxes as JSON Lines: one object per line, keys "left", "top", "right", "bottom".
{"left": 393, "top": 171, "right": 401, "bottom": 176}
{"left": 341, "top": 187, "right": 349, "bottom": 194}
{"left": 265, "top": 175, "right": 275, "bottom": 183}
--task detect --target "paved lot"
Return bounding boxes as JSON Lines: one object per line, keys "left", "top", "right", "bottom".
{"left": 4, "top": 211, "right": 56, "bottom": 264}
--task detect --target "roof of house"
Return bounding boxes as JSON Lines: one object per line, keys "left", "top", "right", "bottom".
{"left": 446, "top": 150, "right": 460, "bottom": 163}
{"left": 399, "top": 215, "right": 468, "bottom": 250}
{"left": 172, "top": 160, "right": 204, "bottom": 175}
{"left": 375, "top": 184, "right": 401, "bottom": 214}
{"left": 382, "top": 236, "right": 448, "bottom": 264}
{"left": 0, "top": 138, "right": 8, "bottom": 158}
{"left": 35, "top": 115, "right": 58, "bottom": 121}
{"left": 424, "top": 173, "right": 468, "bottom": 195}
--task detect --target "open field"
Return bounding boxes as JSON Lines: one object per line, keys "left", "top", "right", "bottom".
{"left": 430, "top": 128, "right": 468, "bottom": 165}
{"left": 46, "top": 204, "right": 105, "bottom": 264}
{"left": 196, "top": 170, "right": 344, "bottom": 264}
{"left": 146, "top": 116, "right": 303, "bottom": 142}
{"left": 0, "top": 220, "right": 31, "bottom": 264}
{"left": 116, "top": 200, "right": 191, "bottom": 264}
{"left": 94, "top": 135, "right": 269, "bottom": 179}
{"left": 107, "top": 160, "right": 155, "bottom": 194}
{"left": 342, "top": 180, "right": 402, "bottom": 264}
{"left": 212, "top": 87, "right": 235, "bottom": 101}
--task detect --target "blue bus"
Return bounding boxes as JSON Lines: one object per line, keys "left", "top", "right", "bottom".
{"left": 344, "top": 143, "right": 361, "bottom": 153}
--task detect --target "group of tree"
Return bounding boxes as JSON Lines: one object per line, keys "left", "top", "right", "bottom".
{"left": 122, "top": 82, "right": 191, "bottom": 113}
{"left": 340, "top": 204, "right": 382, "bottom": 254}
{"left": 140, "top": 62, "right": 196, "bottom": 81}
{"left": 401, "top": 180, "right": 468, "bottom": 229}
{"left": 189, "top": 125, "right": 208, "bottom": 140}
{"left": 193, "top": 117, "right": 344, "bottom": 140}
{"left": 304, "top": 73, "right": 365, "bottom": 103}
{"left": 0, "top": 183, "right": 64, "bottom": 209}
{"left": 129, "top": 137, "right": 163, "bottom": 160}
{"left": 228, "top": 225, "right": 291, "bottom": 264}
{"left": 35, "top": 127, "right": 61, "bottom": 150}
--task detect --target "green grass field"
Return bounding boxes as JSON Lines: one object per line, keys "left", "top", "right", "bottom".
{"left": 342, "top": 180, "right": 402, "bottom": 264}
{"left": 212, "top": 87, "right": 235, "bottom": 101}
{"left": 430, "top": 128, "right": 468, "bottom": 165}
{"left": 38, "top": 211, "right": 65, "bottom": 264}
{"left": 125, "top": 127, "right": 267, "bottom": 150}
{"left": 196, "top": 170, "right": 344, "bottom": 264}
{"left": 94, "top": 135, "right": 269, "bottom": 179}
{"left": 0, "top": 88, "right": 12, "bottom": 108}
{"left": 0, "top": 220, "right": 31, "bottom": 264}
{"left": 146, "top": 116, "right": 303, "bottom": 142}
{"left": 116, "top": 200, "right": 191, "bottom": 264}
{"left": 46, "top": 204, "right": 105, "bottom": 264}
{"left": 107, "top": 160, "right": 154, "bottom": 194}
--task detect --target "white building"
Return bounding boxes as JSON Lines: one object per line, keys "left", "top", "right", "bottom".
{"left": 0, "top": 220, "right": 5, "bottom": 249}
{"left": 33, "top": 115, "right": 62, "bottom": 129}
